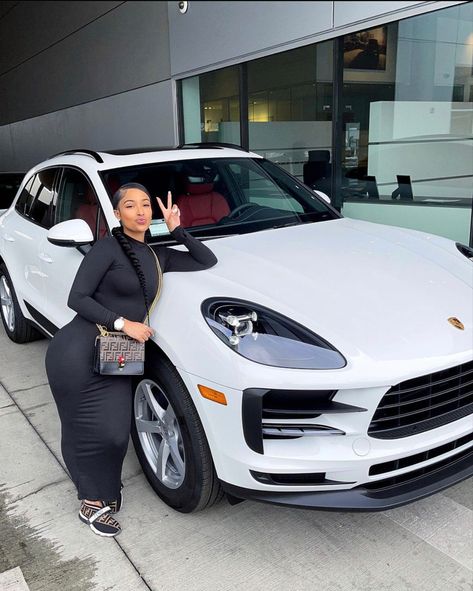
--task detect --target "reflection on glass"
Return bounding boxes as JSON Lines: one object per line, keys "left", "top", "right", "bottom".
{"left": 341, "top": 6, "right": 473, "bottom": 207}
{"left": 102, "top": 157, "right": 335, "bottom": 242}
{"left": 340, "top": 3, "right": 473, "bottom": 243}
{"left": 247, "top": 42, "right": 334, "bottom": 188}
{"left": 182, "top": 66, "right": 240, "bottom": 145}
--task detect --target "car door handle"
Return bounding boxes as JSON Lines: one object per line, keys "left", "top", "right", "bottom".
{"left": 3, "top": 233, "right": 15, "bottom": 242}
{"left": 38, "top": 252, "right": 53, "bottom": 263}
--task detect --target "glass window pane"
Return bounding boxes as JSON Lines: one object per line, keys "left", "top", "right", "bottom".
{"left": 247, "top": 42, "right": 334, "bottom": 196}
{"left": 28, "top": 169, "right": 56, "bottom": 228}
{"left": 14, "top": 175, "right": 35, "bottom": 215}
{"left": 101, "top": 157, "right": 335, "bottom": 242}
{"left": 56, "top": 168, "right": 107, "bottom": 238}
{"left": 340, "top": 3, "right": 473, "bottom": 243}
{"left": 182, "top": 66, "right": 240, "bottom": 145}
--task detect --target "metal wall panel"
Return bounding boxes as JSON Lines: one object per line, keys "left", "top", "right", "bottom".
{"left": 0, "top": 1, "right": 170, "bottom": 125}
{"left": 0, "top": 1, "right": 123, "bottom": 74}
{"left": 168, "top": 1, "right": 333, "bottom": 77}
{"left": 333, "top": 1, "right": 426, "bottom": 28}
{"left": 168, "top": 0, "right": 464, "bottom": 77}
{"left": 0, "top": 80, "right": 177, "bottom": 171}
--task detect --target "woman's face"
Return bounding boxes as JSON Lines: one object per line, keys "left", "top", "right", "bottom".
{"left": 114, "top": 188, "right": 152, "bottom": 234}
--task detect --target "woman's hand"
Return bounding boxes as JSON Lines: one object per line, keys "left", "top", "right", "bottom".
{"left": 157, "top": 191, "right": 181, "bottom": 233}
{"left": 122, "top": 320, "right": 154, "bottom": 343}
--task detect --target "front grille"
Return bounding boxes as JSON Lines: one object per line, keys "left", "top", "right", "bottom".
{"left": 364, "top": 445, "right": 473, "bottom": 491}
{"left": 261, "top": 389, "right": 338, "bottom": 420}
{"left": 242, "top": 388, "right": 366, "bottom": 454}
{"left": 250, "top": 471, "right": 349, "bottom": 486}
{"left": 368, "top": 361, "right": 473, "bottom": 439}
{"left": 369, "top": 431, "right": 473, "bottom": 476}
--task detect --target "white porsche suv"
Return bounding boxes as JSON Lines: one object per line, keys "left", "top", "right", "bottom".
{"left": 0, "top": 145, "right": 472, "bottom": 513}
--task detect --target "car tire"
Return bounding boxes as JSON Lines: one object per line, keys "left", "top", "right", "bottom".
{"left": 131, "top": 350, "right": 224, "bottom": 513}
{"left": 0, "top": 263, "right": 42, "bottom": 343}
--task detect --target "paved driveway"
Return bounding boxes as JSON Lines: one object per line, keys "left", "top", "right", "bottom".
{"left": 0, "top": 327, "right": 471, "bottom": 591}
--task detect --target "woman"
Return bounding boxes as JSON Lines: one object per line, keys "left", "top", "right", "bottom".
{"left": 45, "top": 183, "right": 217, "bottom": 537}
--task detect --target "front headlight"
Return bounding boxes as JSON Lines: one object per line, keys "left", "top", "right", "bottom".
{"left": 456, "top": 243, "right": 473, "bottom": 261}
{"left": 201, "top": 297, "right": 346, "bottom": 369}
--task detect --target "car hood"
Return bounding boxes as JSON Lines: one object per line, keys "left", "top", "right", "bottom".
{"left": 199, "top": 218, "right": 472, "bottom": 365}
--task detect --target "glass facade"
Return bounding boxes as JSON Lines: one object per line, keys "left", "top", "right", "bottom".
{"left": 181, "top": 3, "right": 473, "bottom": 245}
{"left": 247, "top": 43, "right": 333, "bottom": 183}
{"left": 182, "top": 66, "right": 240, "bottom": 145}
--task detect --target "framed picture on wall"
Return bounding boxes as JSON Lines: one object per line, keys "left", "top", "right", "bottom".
{"left": 344, "top": 26, "right": 388, "bottom": 71}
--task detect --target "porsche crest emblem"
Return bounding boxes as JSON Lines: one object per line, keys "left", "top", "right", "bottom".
{"left": 448, "top": 317, "right": 464, "bottom": 330}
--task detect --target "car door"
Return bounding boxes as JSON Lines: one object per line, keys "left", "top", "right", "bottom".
{"left": 39, "top": 167, "right": 109, "bottom": 329}
{"left": 1, "top": 168, "right": 59, "bottom": 328}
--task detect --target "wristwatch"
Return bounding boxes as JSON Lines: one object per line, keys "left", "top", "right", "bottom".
{"left": 114, "top": 317, "right": 125, "bottom": 331}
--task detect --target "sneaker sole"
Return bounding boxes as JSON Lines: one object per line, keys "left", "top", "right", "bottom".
{"left": 78, "top": 511, "right": 121, "bottom": 538}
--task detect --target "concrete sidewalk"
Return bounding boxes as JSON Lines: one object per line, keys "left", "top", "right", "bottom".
{"left": 0, "top": 327, "right": 472, "bottom": 591}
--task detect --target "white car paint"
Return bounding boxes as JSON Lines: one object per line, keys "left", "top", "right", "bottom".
{"left": 0, "top": 148, "right": 471, "bottom": 511}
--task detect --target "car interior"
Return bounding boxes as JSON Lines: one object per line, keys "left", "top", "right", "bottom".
{"left": 59, "top": 170, "right": 107, "bottom": 237}
{"left": 104, "top": 161, "right": 235, "bottom": 229}
{"left": 101, "top": 157, "right": 333, "bottom": 239}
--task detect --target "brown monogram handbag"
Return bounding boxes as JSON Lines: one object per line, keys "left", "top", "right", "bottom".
{"left": 94, "top": 246, "right": 163, "bottom": 376}
{"left": 94, "top": 327, "right": 146, "bottom": 375}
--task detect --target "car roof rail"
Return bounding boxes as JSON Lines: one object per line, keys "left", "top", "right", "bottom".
{"left": 103, "top": 146, "right": 178, "bottom": 155}
{"left": 179, "top": 142, "right": 248, "bottom": 152}
{"left": 47, "top": 149, "right": 104, "bottom": 163}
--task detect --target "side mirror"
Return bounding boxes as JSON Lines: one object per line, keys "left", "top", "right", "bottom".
{"left": 314, "top": 190, "right": 331, "bottom": 204}
{"left": 47, "top": 219, "right": 94, "bottom": 247}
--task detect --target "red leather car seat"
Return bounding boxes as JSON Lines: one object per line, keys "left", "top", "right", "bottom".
{"left": 176, "top": 182, "right": 230, "bottom": 227}
{"left": 106, "top": 174, "right": 121, "bottom": 196}
{"left": 74, "top": 187, "right": 107, "bottom": 238}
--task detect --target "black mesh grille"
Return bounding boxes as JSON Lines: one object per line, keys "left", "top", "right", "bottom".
{"left": 368, "top": 360, "right": 473, "bottom": 439}
{"left": 364, "top": 446, "right": 473, "bottom": 491}
{"left": 369, "top": 431, "right": 473, "bottom": 476}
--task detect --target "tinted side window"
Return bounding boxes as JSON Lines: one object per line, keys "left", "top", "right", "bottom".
{"left": 28, "top": 169, "right": 57, "bottom": 228}
{"left": 14, "top": 175, "right": 35, "bottom": 215}
{"left": 56, "top": 168, "right": 107, "bottom": 239}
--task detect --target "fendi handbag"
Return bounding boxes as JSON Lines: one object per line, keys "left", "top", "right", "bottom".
{"left": 94, "top": 246, "right": 163, "bottom": 376}
{"left": 94, "top": 326, "right": 146, "bottom": 375}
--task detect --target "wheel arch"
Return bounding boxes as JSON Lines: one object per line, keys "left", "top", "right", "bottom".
{"left": 132, "top": 338, "right": 224, "bottom": 511}
{"left": 0, "top": 255, "right": 34, "bottom": 321}
{"left": 144, "top": 339, "right": 204, "bottom": 418}
{"left": 144, "top": 339, "right": 229, "bottom": 482}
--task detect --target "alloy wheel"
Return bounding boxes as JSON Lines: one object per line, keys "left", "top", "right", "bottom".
{"left": 134, "top": 378, "right": 186, "bottom": 489}
{"left": 0, "top": 275, "right": 15, "bottom": 332}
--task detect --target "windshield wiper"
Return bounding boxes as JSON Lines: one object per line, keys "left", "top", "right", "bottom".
{"left": 151, "top": 233, "right": 237, "bottom": 245}
{"left": 271, "top": 221, "right": 299, "bottom": 229}
{"left": 194, "top": 233, "right": 239, "bottom": 240}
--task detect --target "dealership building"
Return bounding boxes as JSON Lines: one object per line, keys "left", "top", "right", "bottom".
{"left": 0, "top": 0, "right": 472, "bottom": 245}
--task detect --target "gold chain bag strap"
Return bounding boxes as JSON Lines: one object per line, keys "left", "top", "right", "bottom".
{"left": 94, "top": 246, "right": 163, "bottom": 375}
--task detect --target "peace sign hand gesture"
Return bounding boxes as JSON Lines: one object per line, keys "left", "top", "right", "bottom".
{"left": 157, "top": 191, "right": 181, "bottom": 233}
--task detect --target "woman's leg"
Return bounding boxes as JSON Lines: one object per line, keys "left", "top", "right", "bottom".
{"left": 74, "top": 375, "right": 133, "bottom": 501}
{"left": 46, "top": 321, "right": 131, "bottom": 503}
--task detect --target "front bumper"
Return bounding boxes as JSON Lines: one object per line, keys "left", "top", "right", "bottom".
{"left": 221, "top": 446, "right": 473, "bottom": 511}
{"left": 177, "top": 359, "right": 473, "bottom": 508}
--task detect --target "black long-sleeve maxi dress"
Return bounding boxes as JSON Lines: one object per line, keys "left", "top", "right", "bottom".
{"left": 45, "top": 225, "right": 217, "bottom": 502}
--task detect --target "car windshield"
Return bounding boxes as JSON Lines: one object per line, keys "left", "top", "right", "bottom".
{"left": 101, "top": 157, "right": 338, "bottom": 243}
